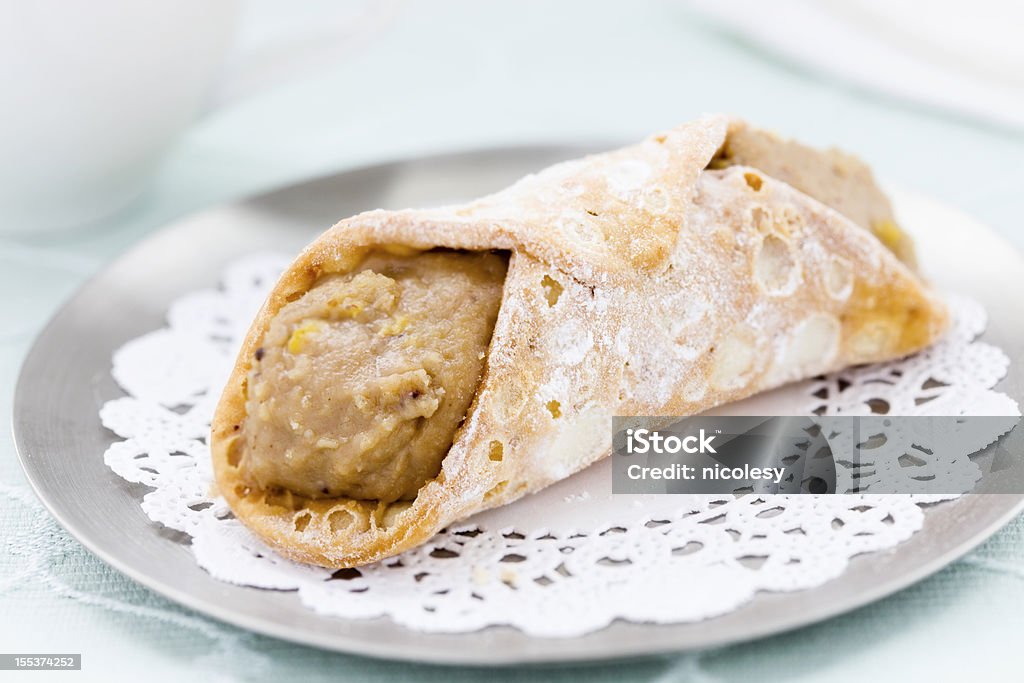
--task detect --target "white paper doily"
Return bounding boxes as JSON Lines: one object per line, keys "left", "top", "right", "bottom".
{"left": 100, "top": 253, "right": 1020, "bottom": 638}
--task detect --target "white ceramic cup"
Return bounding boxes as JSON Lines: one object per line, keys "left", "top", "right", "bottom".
{"left": 0, "top": 1, "right": 240, "bottom": 234}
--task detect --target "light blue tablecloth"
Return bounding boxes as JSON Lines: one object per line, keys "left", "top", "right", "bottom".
{"left": 3, "top": 2, "right": 1023, "bottom": 680}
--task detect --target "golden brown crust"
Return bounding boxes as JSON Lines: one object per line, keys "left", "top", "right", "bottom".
{"left": 211, "top": 116, "right": 948, "bottom": 568}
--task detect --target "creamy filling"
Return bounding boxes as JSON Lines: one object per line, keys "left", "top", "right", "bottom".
{"left": 241, "top": 249, "right": 508, "bottom": 502}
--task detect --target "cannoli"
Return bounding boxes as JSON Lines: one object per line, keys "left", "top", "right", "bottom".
{"left": 211, "top": 115, "right": 947, "bottom": 567}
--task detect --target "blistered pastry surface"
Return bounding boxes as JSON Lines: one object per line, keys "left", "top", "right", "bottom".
{"left": 211, "top": 115, "right": 948, "bottom": 567}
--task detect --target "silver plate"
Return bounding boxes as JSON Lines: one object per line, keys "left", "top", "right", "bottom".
{"left": 14, "top": 147, "right": 1024, "bottom": 665}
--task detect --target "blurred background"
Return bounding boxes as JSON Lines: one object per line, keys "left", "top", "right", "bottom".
{"left": 3, "top": 0, "right": 1022, "bottom": 242}
{"left": 2, "top": 0, "right": 1023, "bottom": 681}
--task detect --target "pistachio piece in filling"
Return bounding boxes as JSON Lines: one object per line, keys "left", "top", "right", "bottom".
{"left": 242, "top": 249, "right": 508, "bottom": 502}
